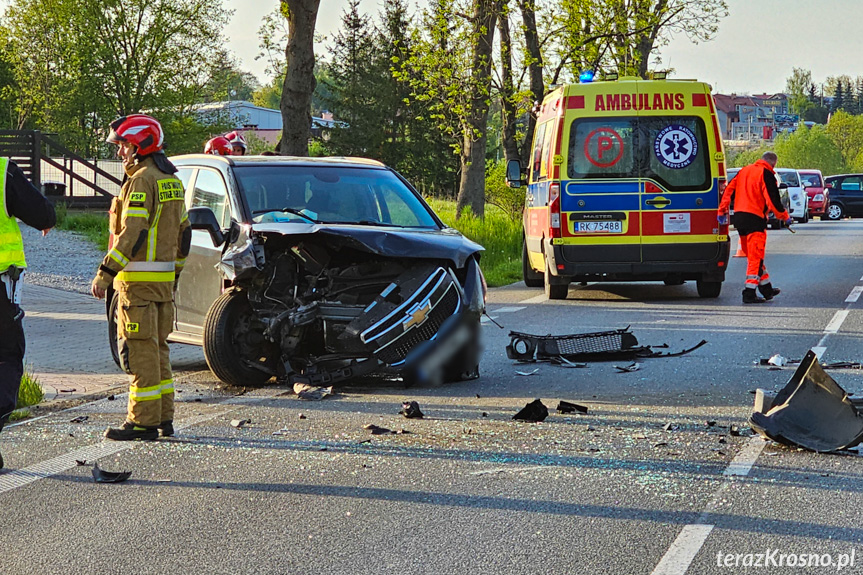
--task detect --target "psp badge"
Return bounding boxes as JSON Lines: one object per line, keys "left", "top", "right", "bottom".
{"left": 654, "top": 124, "right": 698, "bottom": 169}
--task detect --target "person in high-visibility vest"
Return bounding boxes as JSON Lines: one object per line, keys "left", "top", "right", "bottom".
{"left": 0, "top": 158, "right": 56, "bottom": 469}
{"left": 91, "top": 114, "right": 191, "bottom": 441}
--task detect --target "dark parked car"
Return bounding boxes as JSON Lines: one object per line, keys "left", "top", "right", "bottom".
{"left": 824, "top": 174, "right": 863, "bottom": 220}
{"left": 107, "top": 155, "right": 486, "bottom": 387}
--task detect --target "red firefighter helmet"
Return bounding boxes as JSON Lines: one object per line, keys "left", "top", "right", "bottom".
{"left": 225, "top": 130, "right": 247, "bottom": 152}
{"left": 106, "top": 114, "right": 164, "bottom": 156}
{"left": 204, "top": 136, "right": 233, "bottom": 155}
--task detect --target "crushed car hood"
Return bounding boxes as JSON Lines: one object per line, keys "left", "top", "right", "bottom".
{"left": 251, "top": 223, "right": 483, "bottom": 268}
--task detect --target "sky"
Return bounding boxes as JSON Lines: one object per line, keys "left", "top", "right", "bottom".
{"left": 224, "top": 0, "right": 863, "bottom": 96}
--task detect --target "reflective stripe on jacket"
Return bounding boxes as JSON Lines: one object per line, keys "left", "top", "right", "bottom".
{"left": 0, "top": 157, "right": 27, "bottom": 270}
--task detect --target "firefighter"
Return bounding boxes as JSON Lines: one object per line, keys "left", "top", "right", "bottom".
{"left": 718, "top": 151, "right": 791, "bottom": 304}
{"left": 225, "top": 131, "right": 247, "bottom": 155}
{"left": 91, "top": 114, "right": 191, "bottom": 440}
{"left": 0, "top": 158, "right": 55, "bottom": 469}
{"left": 204, "top": 136, "right": 232, "bottom": 156}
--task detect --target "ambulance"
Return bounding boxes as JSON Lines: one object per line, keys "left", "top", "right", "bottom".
{"left": 508, "top": 76, "right": 730, "bottom": 300}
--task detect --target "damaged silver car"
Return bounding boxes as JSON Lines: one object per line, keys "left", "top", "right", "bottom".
{"left": 107, "top": 155, "right": 485, "bottom": 387}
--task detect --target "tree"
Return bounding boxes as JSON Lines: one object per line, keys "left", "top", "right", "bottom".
{"left": 785, "top": 68, "right": 813, "bottom": 117}
{"left": 833, "top": 80, "right": 847, "bottom": 113}
{"left": 773, "top": 125, "right": 844, "bottom": 176}
{"left": 826, "top": 110, "right": 863, "bottom": 169}
{"left": 280, "top": 0, "right": 321, "bottom": 156}
{"left": 200, "top": 50, "right": 260, "bottom": 102}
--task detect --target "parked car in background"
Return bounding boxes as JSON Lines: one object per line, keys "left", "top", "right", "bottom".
{"left": 798, "top": 169, "right": 829, "bottom": 219}
{"left": 774, "top": 168, "right": 809, "bottom": 223}
{"left": 106, "top": 155, "right": 486, "bottom": 388}
{"left": 726, "top": 167, "right": 790, "bottom": 229}
{"left": 823, "top": 174, "right": 863, "bottom": 220}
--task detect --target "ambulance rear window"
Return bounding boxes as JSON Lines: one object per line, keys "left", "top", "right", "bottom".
{"left": 567, "top": 116, "right": 711, "bottom": 191}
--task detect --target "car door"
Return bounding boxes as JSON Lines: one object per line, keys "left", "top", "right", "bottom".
{"left": 834, "top": 175, "right": 863, "bottom": 217}
{"left": 174, "top": 167, "right": 233, "bottom": 337}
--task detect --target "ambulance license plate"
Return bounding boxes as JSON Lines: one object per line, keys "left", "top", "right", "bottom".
{"left": 573, "top": 221, "right": 623, "bottom": 233}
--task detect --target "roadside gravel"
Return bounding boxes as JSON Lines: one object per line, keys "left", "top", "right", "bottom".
{"left": 19, "top": 224, "right": 103, "bottom": 295}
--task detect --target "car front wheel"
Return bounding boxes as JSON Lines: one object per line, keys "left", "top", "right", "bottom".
{"left": 203, "top": 289, "right": 278, "bottom": 386}
{"left": 826, "top": 203, "right": 844, "bottom": 220}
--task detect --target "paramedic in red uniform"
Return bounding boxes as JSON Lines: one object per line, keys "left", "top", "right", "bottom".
{"left": 718, "top": 151, "right": 791, "bottom": 304}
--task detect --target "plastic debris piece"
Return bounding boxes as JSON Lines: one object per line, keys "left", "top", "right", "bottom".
{"left": 516, "top": 368, "right": 540, "bottom": 376}
{"left": 767, "top": 354, "right": 787, "bottom": 367}
{"left": 663, "top": 423, "right": 679, "bottom": 432}
{"left": 557, "top": 401, "right": 588, "bottom": 414}
{"left": 614, "top": 362, "right": 641, "bottom": 373}
{"left": 230, "top": 419, "right": 251, "bottom": 428}
{"left": 75, "top": 459, "right": 88, "bottom": 466}
{"left": 107, "top": 395, "right": 116, "bottom": 401}
{"left": 363, "top": 424, "right": 393, "bottom": 435}
{"left": 293, "top": 383, "right": 333, "bottom": 400}
{"left": 298, "top": 413, "right": 307, "bottom": 420}
{"left": 70, "top": 416, "right": 89, "bottom": 423}
{"left": 749, "top": 350, "right": 863, "bottom": 452}
{"left": 552, "top": 357, "right": 587, "bottom": 369}
{"left": 706, "top": 420, "right": 717, "bottom": 427}
{"left": 513, "top": 399, "right": 549, "bottom": 422}
{"left": 92, "top": 462, "right": 131, "bottom": 483}
{"left": 399, "top": 401, "right": 424, "bottom": 419}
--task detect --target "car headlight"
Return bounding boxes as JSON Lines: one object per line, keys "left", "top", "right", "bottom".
{"left": 814, "top": 194, "right": 824, "bottom": 202}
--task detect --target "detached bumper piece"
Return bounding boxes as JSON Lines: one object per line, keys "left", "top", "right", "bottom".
{"left": 506, "top": 327, "right": 706, "bottom": 362}
{"left": 749, "top": 349, "right": 863, "bottom": 453}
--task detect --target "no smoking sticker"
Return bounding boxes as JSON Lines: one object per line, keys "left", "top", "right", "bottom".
{"left": 655, "top": 124, "right": 697, "bottom": 169}
{"left": 584, "top": 127, "right": 624, "bottom": 168}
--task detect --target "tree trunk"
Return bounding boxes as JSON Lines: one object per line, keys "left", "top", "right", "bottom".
{"left": 517, "top": 0, "right": 544, "bottom": 162}
{"left": 497, "top": 5, "right": 520, "bottom": 166}
{"left": 456, "top": 0, "right": 498, "bottom": 219}
{"left": 280, "top": 0, "right": 321, "bottom": 156}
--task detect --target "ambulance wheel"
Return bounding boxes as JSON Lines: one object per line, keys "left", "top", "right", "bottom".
{"left": 522, "top": 242, "right": 543, "bottom": 288}
{"left": 108, "top": 293, "right": 121, "bottom": 369}
{"left": 696, "top": 280, "right": 722, "bottom": 298}
{"left": 544, "top": 261, "right": 569, "bottom": 300}
{"left": 203, "top": 289, "right": 278, "bottom": 387}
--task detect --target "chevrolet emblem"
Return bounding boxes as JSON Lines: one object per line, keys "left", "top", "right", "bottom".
{"left": 402, "top": 300, "right": 432, "bottom": 331}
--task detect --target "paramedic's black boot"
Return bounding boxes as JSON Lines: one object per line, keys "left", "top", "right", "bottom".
{"left": 104, "top": 421, "right": 158, "bottom": 441}
{"left": 742, "top": 288, "right": 766, "bottom": 304}
{"left": 758, "top": 283, "right": 781, "bottom": 300}
{"left": 158, "top": 421, "right": 174, "bottom": 437}
{"left": 0, "top": 448, "right": 4, "bottom": 470}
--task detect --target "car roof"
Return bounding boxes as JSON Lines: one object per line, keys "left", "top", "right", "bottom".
{"left": 825, "top": 173, "right": 863, "bottom": 179}
{"left": 169, "top": 154, "right": 388, "bottom": 169}
{"left": 796, "top": 169, "right": 822, "bottom": 174}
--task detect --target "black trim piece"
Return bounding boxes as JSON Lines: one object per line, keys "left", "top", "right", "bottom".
{"left": 99, "top": 264, "right": 118, "bottom": 277}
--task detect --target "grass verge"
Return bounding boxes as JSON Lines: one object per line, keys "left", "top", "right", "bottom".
{"left": 10, "top": 366, "right": 44, "bottom": 421}
{"left": 425, "top": 198, "right": 522, "bottom": 287}
{"left": 54, "top": 203, "right": 109, "bottom": 251}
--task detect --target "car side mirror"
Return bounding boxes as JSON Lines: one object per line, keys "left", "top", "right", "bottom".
{"left": 779, "top": 183, "right": 788, "bottom": 190}
{"left": 188, "top": 206, "right": 225, "bottom": 247}
{"left": 506, "top": 159, "right": 524, "bottom": 188}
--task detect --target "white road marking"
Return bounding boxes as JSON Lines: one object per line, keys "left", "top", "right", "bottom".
{"left": 846, "top": 286, "right": 863, "bottom": 303}
{"left": 650, "top": 436, "right": 765, "bottom": 574}
{"left": 811, "top": 346, "right": 827, "bottom": 359}
{"left": 493, "top": 306, "right": 526, "bottom": 313}
{"left": 650, "top": 525, "right": 715, "bottom": 575}
{"left": 519, "top": 294, "right": 547, "bottom": 304}
{"left": 824, "top": 310, "right": 849, "bottom": 334}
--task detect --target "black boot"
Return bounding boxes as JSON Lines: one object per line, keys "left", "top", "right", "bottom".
{"left": 758, "top": 283, "right": 781, "bottom": 300}
{"left": 742, "top": 288, "right": 766, "bottom": 304}
{"left": 0, "top": 448, "right": 4, "bottom": 470}
{"left": 104, "top": 421, "right": 158, "bottom": 441}
{"left": 158, "top": 421, "right": 174, "bottom": 437}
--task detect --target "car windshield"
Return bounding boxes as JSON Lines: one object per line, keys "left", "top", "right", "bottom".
{"left": 800, "top": 173, "right": 822, "bottom": 187}
{"left": 777, "top": 171, "right": 800, "bottom": 186}
{"left": 235, "top": 165, "right": 439, "bottom": 228}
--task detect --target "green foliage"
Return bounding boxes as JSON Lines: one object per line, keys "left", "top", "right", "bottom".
{"left": 12, "top": 365, "right": 44, "bottom": 420}
{"left": 785, "top": 68, "right": 813, "bottom": 116}
{"left": 774, "top": 125, "right": 845, "bottom": 176}
{"left": 161, "top": 113, "right": 234, "bottom": 156}
{"left": 826, "top": 110, "right": 863, "bottom": 170}
{"left": 308, "top": 140, "right": 329, "bottom": 157}
{"left": 485, "top": 159, "right": 525, "bottom": 218}
{"left": 199, "top": 50, "right": 260, "bottom": 102}
{"left": 425, "top": 198, "right": 522, "bottom": 287}
{"left": 56, "top": 210, "right": 109, "bottom": 251}
{"left": 729, "top": 147, "right": 768, "bottom": 168}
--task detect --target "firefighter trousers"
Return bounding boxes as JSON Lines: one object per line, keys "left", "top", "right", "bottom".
{"left": 116, "top": 292, "right": 174, "bottom": 427}
{"left": 741, "top": 231, "right": 771, "bottom": 290}
{"left": 0, "top": 291, "right": 24, "bottom": 427}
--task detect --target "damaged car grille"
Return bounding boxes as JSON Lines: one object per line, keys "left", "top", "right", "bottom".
{"left": 364, "top": 270, "right": 462, "bottom": 366}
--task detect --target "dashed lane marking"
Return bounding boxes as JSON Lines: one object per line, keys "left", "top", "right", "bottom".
{"left": 493, "top": 306, "right": 526, "bottom": 313}
{"left": 519, "top": 294, "right": 548, "bottom": 304}
{"left": 824, "top": 310, "right": 849, "bottom": 334}
{"left": 846, "top": 286, "right": 863, "bottom": 303}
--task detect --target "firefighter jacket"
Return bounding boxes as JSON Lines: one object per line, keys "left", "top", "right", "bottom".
{"left": 719, "top": 159, "right": 789, "bottom": 234}
{"left": 94, "top": 155, "right": 190, "bottom": 302}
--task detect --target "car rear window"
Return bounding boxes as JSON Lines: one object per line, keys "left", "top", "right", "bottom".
{"left": 799, "top": 172, "right": 822, "bottom": 187}
{"left": 777, "top": 171, "right": 800, "bottom": 187}
{"left": 567, "top": 116, "right": 710, "bottom": 191}
{"left": 234, "top": 165, "right": 439, "bottom": 228}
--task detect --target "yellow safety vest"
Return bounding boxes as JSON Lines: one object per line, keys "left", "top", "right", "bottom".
{"left": 0, "top": 157, "right": 27, "bottom": 271}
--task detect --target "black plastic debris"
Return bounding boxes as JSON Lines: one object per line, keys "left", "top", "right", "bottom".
{"left": 614, "top": 362, "right": 641, "bottom": 373}
{"left": 363, "top": 424, "right": 393, "bottom": 435}
{"left": 557, "top": 401, "right": 588, "bottom": 414}
{"left": 506, "top": 327, "right": 706, "bottom": 363}
{"left": 399, "top": 401, "right": 424, "bottom": 419}
{"left": 749, "top": 350, "right": 863, "bottom": 453}
{"left": 69, "top": 416, "right": 89, "bottom": 424}
{"left": 92, "top": 462, "right": 132, "bottom": 484}
{"left": 513, "top": 399, "right": 549, "bottom": 422}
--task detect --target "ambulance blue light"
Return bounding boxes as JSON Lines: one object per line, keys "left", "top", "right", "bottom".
{"left": 579, "top": 70, "right": 594, "bottom": 83}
